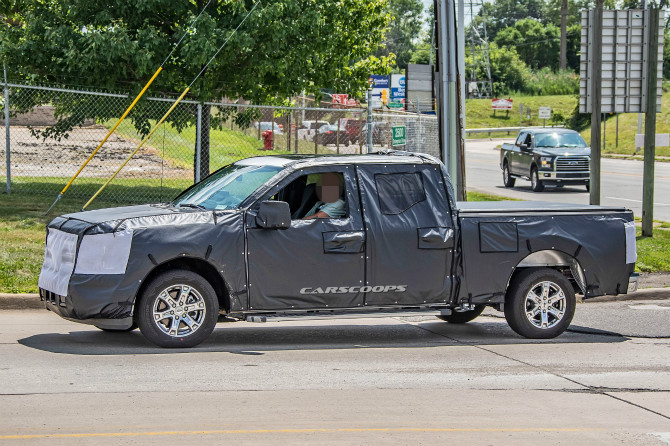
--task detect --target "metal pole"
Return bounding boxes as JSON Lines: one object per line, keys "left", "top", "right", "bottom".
{"left": 3, "top": 64, "right": 10, "bottom": 195}
{"left": 195, "top": 103, "right": 202, "bottom": 183}
{"left": 367, "top": 89, "right": 373, "bottom": 153}
{"left": 589, "top": 0, "right": 603, "bottom": 206}
{"left": 457, "top": 0, "right": 465, "bottom": 134}
{"left": 603, "top": 113, "right": 606, "bottom": 152}
{"left": 642, "top": 7, "right": 660, "bottom": 237}
{"left": 616, "top": 113, "right": 619, "bottom": 148}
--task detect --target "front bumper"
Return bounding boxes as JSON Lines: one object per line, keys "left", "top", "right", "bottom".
{"left": 40, "top": 287, "right": 135, "bottom": 330}
{"left": 538, "top": 170, "right": 590, "bottom": 182}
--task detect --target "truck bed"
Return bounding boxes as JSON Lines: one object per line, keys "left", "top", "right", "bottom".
{"left": 456, "top": 201, "right": 627, "bottom": 215}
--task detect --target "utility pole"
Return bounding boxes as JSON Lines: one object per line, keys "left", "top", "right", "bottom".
{"left": 560, "top": 0, "right": 568, "bottom": 71}
{"left": 589, "top": 0, "right": 603, "bottom": 205}
{"left": 367, "top": 88, "right": 373, "bottom": 153}
{"left": 642, "top": 7, "right": 660, "bottom": 237}
{"left": 4, "top": 64, "right": 11, "bottom": 195}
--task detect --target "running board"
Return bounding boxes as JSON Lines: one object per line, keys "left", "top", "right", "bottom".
{"left": 243, "top": 308, "right": 453, "bottom": 323}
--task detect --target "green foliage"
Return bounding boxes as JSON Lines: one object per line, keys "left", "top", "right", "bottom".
{"left": 409, "top": 41, "right": 431, "bottom": 65}
{"left": 378, "top": 0, "right": 423, "bottom": 70}
{"left": 484, "top": 43, "right": 532, "bottom": 95}
{"left": 478, "top": 0, "right": 546, "bottom": 40}
{"left": 1, "top": 0, "right": 392, "bottom": 135}
{"left": 524, "top": 68, "right": 579, "bottom": 95}
{"left": 494, "top": 18, "right": 560, "bottom": 70}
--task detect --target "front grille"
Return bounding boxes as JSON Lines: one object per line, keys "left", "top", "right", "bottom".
{"left": 556, "top": 157, "right": 589, "bottom": 172}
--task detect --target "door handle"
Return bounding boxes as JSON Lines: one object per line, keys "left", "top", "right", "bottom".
{"left": 323, "top": 231, "right": 365, "bottom": 253}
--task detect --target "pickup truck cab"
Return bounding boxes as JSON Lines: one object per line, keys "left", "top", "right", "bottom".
{"left": 500, "top": 128, "right": 591, "bottom": 192}
{"left": 38, "top": 152, "right": 637, "bottom": 348}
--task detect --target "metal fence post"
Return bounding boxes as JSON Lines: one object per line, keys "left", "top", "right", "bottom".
{"left": 367, "top": 89, "right": 373, "bottom": 153}
{"left": 195, "top": 103, "right": 202, "bottom": 183}
{"left": 3, "top": 64, "right": 10, "bottom": 194}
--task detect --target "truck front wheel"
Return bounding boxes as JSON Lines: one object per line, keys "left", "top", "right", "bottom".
{"left": 437, "top": 305, "right": 486, "bottom": 323}
{"left": 504, "top": 268, "right": 575, "bottom": 339}
{"left": 502, "top": 162, "right": 515, "bottom": 187}
{"left": 136, "top": 270, "right": 219, "bottom": 348}
{"left": 530, "top": 167, "right": 544, "bottom": 192}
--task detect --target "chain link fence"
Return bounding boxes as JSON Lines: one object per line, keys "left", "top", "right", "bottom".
{"left": 1, "top": 82, "right": 439, "bottom": 205}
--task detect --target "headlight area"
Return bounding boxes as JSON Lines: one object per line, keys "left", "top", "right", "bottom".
{"left": 539, "top": 156, "right": 554, "bottom": 170}
{"left": 74, "top": 229, "right": 134, "bottom": 275}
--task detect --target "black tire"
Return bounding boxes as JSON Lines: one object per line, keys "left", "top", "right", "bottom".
{"left": 502, "top": 162, "right": 516, "bottom": 187}
{"left": 96, "top": 323, "right": 138, "bottom": 332}
{"left": 504, "top": 268, "right": 576, "bottom": 339}
{"left": 136, "top": 270, "right": 219, "bottom": 348}
{"left": 585, "top": 183, "right": 590, "bottom": 192}
{"left": 437, "top": 305, "right": 486, "bottom": 323}
{"left": 530, "top": 166, "right": 545, "bottom": 192}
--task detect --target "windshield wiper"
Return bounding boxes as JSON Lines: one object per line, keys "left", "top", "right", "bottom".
{"left": 178, "top": 203, "right": 206, "bottom": 210}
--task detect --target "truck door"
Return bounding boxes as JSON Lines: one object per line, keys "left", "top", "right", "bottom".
{"left": 356, "top": 163, "right": 455, "bottom": 306}
{"left": 245, "top": 166, "right": 366, "bottom": 310}
{"left": 510, "top": 132, "right": 527, "bottom": 175}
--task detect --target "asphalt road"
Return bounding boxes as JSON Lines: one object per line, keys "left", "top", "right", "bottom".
{"left": 1, "top": 303, "right": 669, "bottom": 445}
{"left": 464, "top": 138, "right": 670, "bottom": 221}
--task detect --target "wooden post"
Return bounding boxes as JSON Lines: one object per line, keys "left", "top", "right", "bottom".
{"left": 287, "top": 112, "right": 291, "bottom": 153}
{"left": 271, "top": 110, "right": 275, "bottom": 150}
{"left": 294, "top": 110, "right": 299, "bottom": 154}
{"left": 589, "top": 0, "right": 603, "bottom": 205}
{"left": 642, "top": 7, "right": 660, "bottom": 237}
{"left": 314, "top": 111, "right": 318, "bottom": 154}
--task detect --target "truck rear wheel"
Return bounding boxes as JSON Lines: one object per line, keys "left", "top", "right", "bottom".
{"left": 530, "top": 167, "right": 545, "bottom": 192}
{"left": 136, "top": 270, "right": 219, "bottom": 348}
{"left": 502, "top": 162, "right": 515, "bottom": 187}
{"left": 437, "top": 305, "right": 486, "bottom": 323}
{"left": 504, "top": 268, "right": 575, "bottom": 339}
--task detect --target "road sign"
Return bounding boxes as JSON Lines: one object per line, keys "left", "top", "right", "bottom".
{"left": 392, "top": 126, "right": 406, "bottom": 146}
{"left": 387, "top": 102, "right": 404, "bottom": 109}
{"left": 492, "top": 98, "right": 513, "bottom": 110}
{"left": 331, "top": 94, "right": 348, "bottom": 105}
{"left": 538, "top": 107, "right": 552, "bottom": 119}
{"left": 635, "top": 133, "right": 670, "bottom": 147}
{"left": 580, "top": 9, "right": 665, "bottom": 113}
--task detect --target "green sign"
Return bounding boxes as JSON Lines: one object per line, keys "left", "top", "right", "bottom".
{"left": 392, "top": 126, "right": 406, "bottom": 146}
{"left": 387, "top": 102, "right": 404, "bottom": 109}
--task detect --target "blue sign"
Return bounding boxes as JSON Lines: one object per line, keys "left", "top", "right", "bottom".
{"left": 390, "top": 74, "right": 406, "bottom": 104}
{"left": 369, "top": 75, "right": 390, "bottom": 89}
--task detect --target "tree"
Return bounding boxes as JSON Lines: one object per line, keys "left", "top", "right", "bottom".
{"left": 494, "top": 18, "right": 561, "bottom": 70}
{"left": 479, "top": 0, "right": 546, "bottom": 40}
{"left": 475, "top": 43, "right": 531, "bottom": 94}
{"left": 1, "top": 0, "right": 392, "bottom": 178}
{"left": 377, "top": 0, "right": 423, "bottom": 70}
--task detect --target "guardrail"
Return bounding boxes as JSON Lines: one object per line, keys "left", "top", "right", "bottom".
{"left": 465, "top": 125, "right": 566, "bottom": 136}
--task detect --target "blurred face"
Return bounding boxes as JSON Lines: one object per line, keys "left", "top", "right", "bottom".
{"left": 317, "top": 173, "right": 340, "bottom": 203}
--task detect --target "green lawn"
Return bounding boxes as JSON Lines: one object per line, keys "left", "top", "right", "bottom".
{"left": 465, "top": 94, "right": 578, "bottom": 138}
{"left": 580, "top": 92, "right": 670, "bottom": 158}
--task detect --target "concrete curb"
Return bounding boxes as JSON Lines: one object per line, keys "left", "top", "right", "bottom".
{"left": 1, "top": 287, "right": 669, "bottom": 311}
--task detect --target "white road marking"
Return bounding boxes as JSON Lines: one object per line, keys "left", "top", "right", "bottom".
{"left": 651, "top": 433, "right": 670, "bottom": 444}
{"left": 605, "top": 197, "right": 670, "bottom": 206}
{"left": 628, "top": 305, "right": 670, "bottom": 311}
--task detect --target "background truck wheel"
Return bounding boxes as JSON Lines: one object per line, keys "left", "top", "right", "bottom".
{"left": 437, "top": 305, "right": 486, "bottom": 323}
{"left": 585, "top": 183, "right": 590, "bottom": 192}
{"left": 504, "top": 268, "right": 575, "bottom": 339}
{"left": 502, "top": 163, "right": 515, "bottom": 187}
{"left": 530, "top": 167, "right": 545, "bottom": 192}
{"left": 137, "top": 270, "right": 218, "bottom": 348}
{"left": 96, "top": 323, "right": 137, "bottom": 332}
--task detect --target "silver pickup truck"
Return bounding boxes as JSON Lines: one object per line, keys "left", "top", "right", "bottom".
{"left": 500, "top": 128, "right": 591, "bottom": 192}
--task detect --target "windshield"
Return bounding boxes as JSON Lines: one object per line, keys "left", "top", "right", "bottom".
{"left": 535, "top": 132, "right": 588, "bottom": 148}
{"left": 173, "top": 164, "right": 282, "bottom": 210}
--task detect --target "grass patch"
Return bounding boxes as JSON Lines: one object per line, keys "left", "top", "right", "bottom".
{"left": 465, "top": 94, "right": 578, "bottom": 138}
{"left": 635, "top": 228, "right": 670, "bottom": 272}
{"left": 466, "top": 191, "right": 519, "bottom": 201}
{"left": 580, "top": 93, "right": 670, "bottom": 158}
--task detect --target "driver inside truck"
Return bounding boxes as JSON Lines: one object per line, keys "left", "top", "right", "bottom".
{"left": 303, "top": 172, "right": 346, "bottom": 219}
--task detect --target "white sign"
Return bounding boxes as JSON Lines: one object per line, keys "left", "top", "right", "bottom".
{"left": 492, "top": 98, "right": 513, "bottom": 110}
{"left": 634, "top": 133, "right": 670, "bottom": 147}
{"left": 580, "top": 9, "right": 665, "bottom": 113}
{"left": 538, "top": 107, "right": 552, "bottom": 120}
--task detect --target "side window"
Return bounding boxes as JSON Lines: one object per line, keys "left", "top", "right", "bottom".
{"left": 273, "top": 171, "right": 348, "bottom": 220}
{"left": 375, "top": 172, "right": 427, "bottom": 215}
{"left": 524, "top": 133, "right": 532, "bottom": 145}
{"left": 515, "top": 132, "right": 526, "bottom": 146}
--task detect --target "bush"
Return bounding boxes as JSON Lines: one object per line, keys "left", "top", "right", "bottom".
{"left": 524, "top": 68, "right": 579, "bottom": 95}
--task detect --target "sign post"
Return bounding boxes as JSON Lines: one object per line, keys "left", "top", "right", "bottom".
{"left": 392, "top": 126, "right": 406, "bottom": 147}
{"left": 538, "top": 107, "right": 552, "bottom": 127}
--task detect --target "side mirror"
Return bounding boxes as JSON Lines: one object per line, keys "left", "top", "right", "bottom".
{"left": 519, "top": 143, "right": 529, "bottom": 151}
{"left": 256, "top": 201, "right": 291, "bottom": 229}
